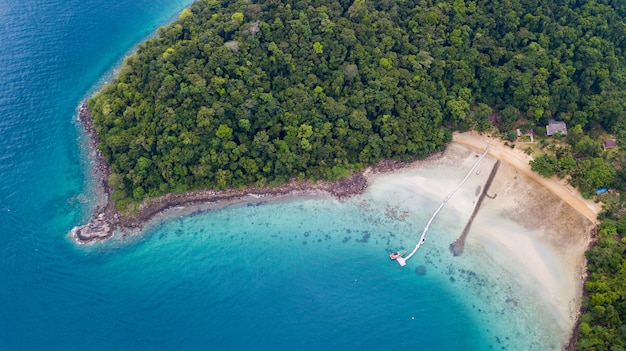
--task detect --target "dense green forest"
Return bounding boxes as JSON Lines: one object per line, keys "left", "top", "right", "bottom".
{"left": 88, "top": 0, "right": 626, "bottom": 348}
{"left": 578, "top": 214, "right": 626, "bottom": 350}
{"left": 89, "top": 0, "right": 626, "bottom": 208}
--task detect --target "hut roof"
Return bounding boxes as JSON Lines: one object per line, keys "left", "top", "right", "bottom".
{"left": 604, "top": 139, "right": 617, "bottom": 149}
{"left": 546, "top": 120, "right": 567, "bottom": 136}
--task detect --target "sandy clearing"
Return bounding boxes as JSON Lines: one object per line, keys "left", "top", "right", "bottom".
{"left": 468, "top": 158, "right": 593, "bottom": 336}
{"left": 453, "top": 131, "right": 600, "bottom": 224}
{"left": 366, "top": 142, "right": 593, "bottom": 347}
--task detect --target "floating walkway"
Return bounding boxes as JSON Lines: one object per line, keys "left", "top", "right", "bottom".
{"left": 391, "top": 147, "right": 490, "bottom": 266}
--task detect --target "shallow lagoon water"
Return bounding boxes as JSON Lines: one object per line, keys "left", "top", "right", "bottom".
{"left": 84, "top": 196, "right": 491, "bottom": 350}
{"left": 80, "top": 149, "right": 567, "bottom": 350}
{"left": 0, "top": 0, "right": 571, "bottom": 349}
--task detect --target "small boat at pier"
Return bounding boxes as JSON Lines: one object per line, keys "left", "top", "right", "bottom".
{"left": 389, "top": 250, "right": 407, "bottom": 266}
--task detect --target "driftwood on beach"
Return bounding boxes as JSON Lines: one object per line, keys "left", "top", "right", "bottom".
{"left": 72, "top": 101, "right": 418, "bottom": 244}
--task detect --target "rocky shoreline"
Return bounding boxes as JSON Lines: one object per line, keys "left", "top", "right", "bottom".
{"left": 72, "top": 102, "right": 117, "bottom": 243}
{"left": 71, "top": 101, "right": 420, "bottom": 244}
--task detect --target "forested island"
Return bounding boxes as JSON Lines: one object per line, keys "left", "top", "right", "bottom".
{"left": 83, "top": 0, "right": 626, "bottom": 349}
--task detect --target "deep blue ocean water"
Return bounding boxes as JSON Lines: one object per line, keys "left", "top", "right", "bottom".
{"left": 0, "top": 1, "right": 563, "bottom": 350}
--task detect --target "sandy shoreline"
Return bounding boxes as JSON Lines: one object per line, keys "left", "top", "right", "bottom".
{"left": 453, "top": 131, "right": 601, "bottom": 223}
{"left": 73, "top": 106, "right": 595, "bottom": 348}
{"left": 450, "top": 132, "right": 597, "bottom": 350}
{"left": 467, "top": 154, "right": 593, "bottom": 349}
{"left": 362, "top": 142, "right": 594, "bottom": 349}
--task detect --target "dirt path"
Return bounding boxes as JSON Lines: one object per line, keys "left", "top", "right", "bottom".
{"left": 453, "top": 131, "right": 600, "bottom": 224}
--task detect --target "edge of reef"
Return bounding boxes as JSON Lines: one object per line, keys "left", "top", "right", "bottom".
{"left": 71, "top": 101, "right": 422, "bottom": 244}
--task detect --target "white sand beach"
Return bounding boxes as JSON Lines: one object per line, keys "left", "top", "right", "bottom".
{"left": 453, "top": 131, "right": 600, "bottom": 223}
{"left": 364, "top": 133, "right": 597, "bottom": 348}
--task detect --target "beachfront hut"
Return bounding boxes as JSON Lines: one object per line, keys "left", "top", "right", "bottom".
{"left": 603, "top": 139, "right": 617, "bottom": 150}
{"left": 546, "top": 120, "right": 567, "bottom": 136}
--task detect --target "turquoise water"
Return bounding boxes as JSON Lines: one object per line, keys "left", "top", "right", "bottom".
{"left": 75, "top": 198, "right": 489, "bottom": 350}
{"left": 0, "top": 1, "right": 562, "bottom": 350}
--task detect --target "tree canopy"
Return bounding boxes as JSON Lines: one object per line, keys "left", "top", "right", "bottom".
{"left": 88, "top": 0, "right": 626, "bottom": 211}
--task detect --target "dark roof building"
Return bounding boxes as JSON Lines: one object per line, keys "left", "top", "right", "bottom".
{"left": 546, "top": 119, "right": 567, "bottom": 136}
{"left": 603, "top": 139, "right": 617, "bottom": 150}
